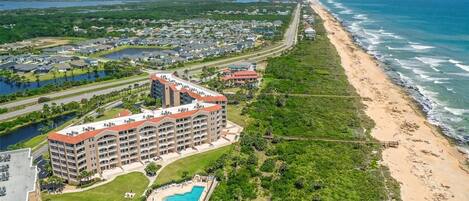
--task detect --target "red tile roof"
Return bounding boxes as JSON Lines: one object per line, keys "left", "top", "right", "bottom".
{"left": 116, "top": 109, "right": 132, "bottom": 118}
{"left": 48, "top": 105, "right": 222, "bottom": 144}
{"left": 151, "top": 74, "right": 227, "bottom": 102}
{"left": 222, "top": 70, "right": 258, "bottom": 81}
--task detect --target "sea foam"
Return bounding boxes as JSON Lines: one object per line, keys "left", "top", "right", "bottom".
{"left": 444, "top": 107, "right": 469, "bottom": 116}
{"left": 410, "top": 44, "right": 435, "bottom": 50}
{"left": 455, "top": 63, "right": 469, "bottom": 72}
{"left": 415, "top": 57, "right": 446, "bottom": 67}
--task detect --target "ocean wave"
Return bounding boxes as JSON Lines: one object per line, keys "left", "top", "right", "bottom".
{"left": 448, "top": 59, "right": 462, "bottom": 64}
{"left": 363, "top": 29, "right": 382, "bottom": 45}
{"left": 394, "top": 58, "right": 420, "bottom": 67}
{"left": 455, "top": 63, "right": 469, "bottom": 72}
{"left": 380, "top": 32, "right": 403, "bottom": 39}
{"left": 386, "top": 46, "right": 413, "bottom": 51}
{"left": 409, "top": 44, "right": 435, "bottom": 50}
{"left": 415, "top": 57, "right": 446, "bottom": 67}
{"left": 447, "top": 72, "right": 469, "bottom": 77}
{"left": 433, "top": 80, "right": 449, "bottom": 84}
{"left": 339, "top": 8, "right": 353, "bottom": 15}
{"left": 353, "top": 14, "right": 368, "bottom": 20}
{"left": 333, "top": 2, "right": 345, "bottom": 9}
{"left": 444, "top": 107, "right": 469, "bottom": 116}
{"left": 326, "top": 3, "right": 469, "bottom": 143}
{"left": 446, "top": 87, "right": 456, "bottom": 93}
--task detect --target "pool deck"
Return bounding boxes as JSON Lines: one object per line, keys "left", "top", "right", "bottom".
{"left": 148, "top": 181, "right": 210, "bottom": 201}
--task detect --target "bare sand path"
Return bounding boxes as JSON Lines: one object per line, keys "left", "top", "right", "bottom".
{"left": 310, "top": 1, "right": 469, "bottom": 200}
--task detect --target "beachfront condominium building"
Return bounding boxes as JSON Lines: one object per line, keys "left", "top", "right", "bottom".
{"left": 48, "top": 73, "right": 227, "bottom": 184}
{"left": 150, "top": 72, "right": 227, "bottom": 127}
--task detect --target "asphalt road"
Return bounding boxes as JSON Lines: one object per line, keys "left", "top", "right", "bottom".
{"left": 0, "top": 4, "right": 300, "bottom": 122}
{"left": 27, "top": 4, "right": 301, "bottom": 167}
{"left": 0, "top": 80, "right": 147, "bottom": 121}
{"left": 0, "top": 75, "right": 147, "bottom": 109}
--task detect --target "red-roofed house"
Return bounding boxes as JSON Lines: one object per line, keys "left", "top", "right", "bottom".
{"left": 221, "top": 70, "right": 259, "bottom": 87}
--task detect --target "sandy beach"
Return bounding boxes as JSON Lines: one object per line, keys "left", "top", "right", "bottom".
{"left": 310, "top": 1, "right": 469, "bottom": 200}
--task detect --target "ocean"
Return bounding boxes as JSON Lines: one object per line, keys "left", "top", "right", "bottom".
{"left": 319, "top": 0, "right": 469, "bottom": 143}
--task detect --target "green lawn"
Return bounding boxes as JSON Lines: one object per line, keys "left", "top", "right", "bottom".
{"left": 154, "top": 145, "right": 233, "bottom": 185}
{"left": 42, "top": 172, "right": 149, "bottom": 201}
{"left": 95, "top": 108, "right": 126, "bottom": 121}
{"left": 227, "top": 102, "right": 250, "bottom": 128}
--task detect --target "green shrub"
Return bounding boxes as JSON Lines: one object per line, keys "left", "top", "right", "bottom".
{"left": 260, "top": 158, "right": 275, "bottom": 172}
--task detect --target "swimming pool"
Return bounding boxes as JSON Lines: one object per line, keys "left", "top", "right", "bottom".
{"left": 164, "top": 186, "right": 205, "bottom": 201}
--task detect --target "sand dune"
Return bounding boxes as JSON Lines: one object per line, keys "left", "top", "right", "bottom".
{"left": 310, "top": 1, "right": 469, "bottom": 200}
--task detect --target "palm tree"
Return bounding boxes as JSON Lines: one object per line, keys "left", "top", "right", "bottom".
{"left": 79, "top": 170, "right": 92, "bottom": 186}
{"left": 96, "top": 107, "right": 105, "bottom": 117}
{"left": 48, "top": 175, "right": 64, "bottom": 192}
{"left": 93, "top": 65, "right": 99, "bottom": 76}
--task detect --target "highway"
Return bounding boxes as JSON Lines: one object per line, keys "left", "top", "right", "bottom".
{"left": 0, "top": 4, "right": 300, "bottom": 121}
{"left": 0, "top": 75, "right": 147, "bottom": 109}
{"left": 0, "top": 80, "right": 147, "bottom": 121}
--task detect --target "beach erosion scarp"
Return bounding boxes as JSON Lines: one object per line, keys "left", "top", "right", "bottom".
{"left": 309, "top": 1, "right": 469, "bottom": 201}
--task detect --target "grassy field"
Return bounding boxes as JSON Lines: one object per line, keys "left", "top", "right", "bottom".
{"left": 227, "top": 102, "right": 250, "bottom": 128}
{"left": 154, "top": 145, "right": 233, "bottom": 185}
{"left": 95, "top": 108, "right": 126, "bottom": 121}
{"left": 210, "top": 13, "right": 401, "bottom": 201}
{"left": 42, "top": 172, "right": 149, "bottom": 201}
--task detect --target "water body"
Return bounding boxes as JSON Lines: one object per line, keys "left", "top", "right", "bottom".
{"left": 0, "top": 112, "right": 76, "bottom": 150}
{"left": 103, "top": 48, "right": 162, "bottom": 60}
{"left": 320, "top": 0, "right": 469, "bottom": 142}
{"left": 164, "top": 186, "right": 205, "bottom": 201}
{"left": 0, "top": 1, "right": 128, "bottom": 11}
{"left": 0, "top": 71, "right": 108, "bottom": 95}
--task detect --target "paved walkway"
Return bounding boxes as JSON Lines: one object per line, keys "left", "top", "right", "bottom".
{"left": 60, "top": 121, "right": 242, "bottom": 194}
{"left": 262, "top": 93, "right": 361, "bottom": 98}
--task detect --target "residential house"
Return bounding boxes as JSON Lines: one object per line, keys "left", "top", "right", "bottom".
{"left": 221, "top": 70, "right": 259, "bottom": 87}
{"left": 70, "top": 60, "right": 89, "bottom": 69}
{"left": 13, "top": 64, "right": 39, "bottom": 73}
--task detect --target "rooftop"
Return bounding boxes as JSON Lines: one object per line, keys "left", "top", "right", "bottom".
{"left": 222, "top": 70, "right": 258, "bottom": 80}
{"left": 0, "top": 149, "right": 37, "bottom": 201}
{"left": 151, "top": 73, "right": 226, "bottom": 101}
{"left": 56, "top": 102, "right": 218, "bottom": 137}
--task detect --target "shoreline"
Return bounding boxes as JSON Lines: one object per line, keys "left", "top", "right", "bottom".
{"left": 310, "top": 1, "right": 469, "bottom": 200}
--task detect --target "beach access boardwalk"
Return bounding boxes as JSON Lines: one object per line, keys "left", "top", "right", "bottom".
{"left": 263, "top": 135, "right": 399, "bottom": 148}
